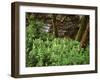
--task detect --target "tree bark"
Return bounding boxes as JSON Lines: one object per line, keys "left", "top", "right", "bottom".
{"left": 75, "top": 16, "right": 89, "bottom": 41}
{"left": 52, "top": 14, "right": 58, "bottom": 37}
{"left": 80, "top": 23, "right": 89, "bottom": 48}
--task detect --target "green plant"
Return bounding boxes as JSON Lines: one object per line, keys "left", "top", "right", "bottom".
{"left": 26, "top": 37, "right": 89, "bottom": 67}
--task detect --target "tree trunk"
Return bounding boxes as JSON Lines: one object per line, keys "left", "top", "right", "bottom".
{"left": 75, "top": 16, "right": 89, "bottom": 41}
{"left": 80, "top": 23, "right": 89, "bottom": 48}
{"left": 52, "top": 14, "right": 58, "bottom": 37}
